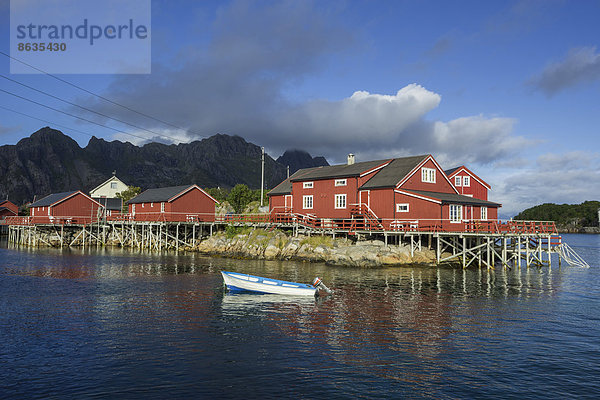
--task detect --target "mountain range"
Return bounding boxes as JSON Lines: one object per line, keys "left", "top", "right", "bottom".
{"left": 0, "top": 127, "right": 329, "bottom": 205}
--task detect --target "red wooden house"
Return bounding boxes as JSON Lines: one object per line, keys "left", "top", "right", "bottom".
{"left": 445, "top": 166, "right": 491, "bottom": 201}
{"left": 127, "top": 184, "right": 218, "bottom": 222}
{"left": 29, "top": 191, "right": 104, "bottom": 224}
{"left": 269, "top": 154, "right": 501, "bottom": 231}
{"left": 0, "top": 200, "right": 18, "bottom": 221}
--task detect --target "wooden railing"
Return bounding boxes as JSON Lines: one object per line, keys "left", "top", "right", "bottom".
{"left": 1, "top": 211, "right": 558, "bottom": 235}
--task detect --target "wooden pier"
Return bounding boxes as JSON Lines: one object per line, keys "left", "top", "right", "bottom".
{"left": 2, "top": 213, "right": 589, "bottom": 269}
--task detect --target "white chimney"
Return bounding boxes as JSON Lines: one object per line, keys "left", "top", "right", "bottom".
{"left": 347, "top": 153, "right": 355, "bottom": 165}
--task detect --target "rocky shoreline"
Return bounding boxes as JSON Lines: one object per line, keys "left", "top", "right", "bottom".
{"left": 557, "top": 226, "right": 600, "bottom": 234}
{"left": 192, "top": 228, "right": 439, "bottom": 267}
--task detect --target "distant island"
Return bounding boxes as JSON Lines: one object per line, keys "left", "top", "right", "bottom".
{"left": 514, "top": 201, "right": 600, "bottom": 233}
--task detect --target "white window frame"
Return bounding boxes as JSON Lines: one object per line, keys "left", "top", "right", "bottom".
{"left": 303, "top": 182, "right": 314, "bottom": 189}
{"left": 161, "top": 202, "right": 165, "bottom": 212}
{"left": 334, "top": 179, "right": 347, "bottom": 187}
{"left": 421, "top": 167, "right": 436, "bottom": 183}
{"left": 303, "top": 195, "right": 313, "bottom": 209}
{"left": 449, "top": 204, "right": 462, "bottom": 223}
{"left": 455, "top": 176, "right": 462, "bottom": 187}
{"left": 110, "top": 182, "right": 117, "bottom": 189}
{"left": 463, "top": 176, "right": 470, "bottom": 187}
{"left": 334, "top": 194, "right": 347, "bottom": 209}
{"left": 481, "top": 206, "right": 488, "bottom": 220}
{"left": 396, "top": 203, "right": 409, "bottom": 213}
{"left": 132, "top": 204, "right": 136, "bottom": 214}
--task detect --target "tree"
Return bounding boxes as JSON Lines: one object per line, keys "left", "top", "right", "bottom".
{"left": 115, "top": 186, "right": 142, "bottom": 212}
{"left": 227, "top": 184, "right": 256, "bottom": 213}
{"left": 205, "top": 187, "right": 229, "bottom": 203}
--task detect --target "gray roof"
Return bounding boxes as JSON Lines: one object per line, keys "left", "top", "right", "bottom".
{"left": 128, "top": 185, "right": 206, "bottom": 204}
{"left": 268, "top": 178, "right": 292, "bottom": 196}
{"left": 444, "top": 167, "right": 461, "bottom": 176}
{"left": 289, "top": 159, "right": 392, "bottom": 182}
{"left": 93, "top": 197, "right": 123, "bottom": 211}
{"left": 407, "top": 190, "right": 501, "bottom": 207}
{"left": 30, "top": 191, "right": 78, "bottom": 208}
{"left": 360, "top": 155, "right": 429, "bottom": 189}
{"left": 268, "top": 168, "right": 320, "bottom": 196}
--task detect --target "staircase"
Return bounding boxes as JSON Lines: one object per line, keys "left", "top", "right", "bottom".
{"left": 349, "top": 203, "right": 384, "bottom": 232}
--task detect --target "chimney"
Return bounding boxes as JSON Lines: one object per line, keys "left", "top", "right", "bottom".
{"left": 347, "top": 153, "right": 355, "bottom": 165}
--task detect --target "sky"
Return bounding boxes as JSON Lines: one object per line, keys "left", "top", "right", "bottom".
{"left": 1, "top": 0, "right": 600, "bottom": 217}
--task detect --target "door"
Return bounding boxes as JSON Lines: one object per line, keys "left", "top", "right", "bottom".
{"left": 359, "top": 190, "right": 370, "bottom": 211}
{"left": 284, "top": 195, "right": 292, "bottom": 212}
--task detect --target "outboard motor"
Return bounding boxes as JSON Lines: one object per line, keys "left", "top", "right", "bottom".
{"left": 312, "top": 277, "right": 333, "bottom": 295}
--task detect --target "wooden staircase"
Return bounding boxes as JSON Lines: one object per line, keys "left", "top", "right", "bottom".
{"left": 349, "top": 203, "right": 384, "bottom": 233}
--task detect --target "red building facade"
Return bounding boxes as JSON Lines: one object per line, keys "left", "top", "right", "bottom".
{"left": 269, "top": 154, "right": 501, "bottom": 231}
{"left": 0, "top": 200, "right": 18, "bottom": 221}
{"left": 127, "top": 185, "right": 218, "bottom": 222}
{"left": 445, "top": 166, "right": 491, "bottom": 200}
{"left": 29, "top": 191, "right": 104, "bottom": 224}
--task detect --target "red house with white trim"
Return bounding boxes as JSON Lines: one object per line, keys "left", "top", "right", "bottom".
{"left": 29, "top": 191, "right": 104, "bottom": 224}
{"left": 0, "top": 200, "right": 18, "bottom": 221}
{"left": 269, "top": 154, "right": 501, "bottom": 231}
{"left": 127, "top": 184, "right": 218, "bottom": 222}
{"left": 445, "top": 165, "right": 491, "bottom": 200}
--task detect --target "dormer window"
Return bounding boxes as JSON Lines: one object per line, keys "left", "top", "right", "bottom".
{"left": 421, "top": 167, "right": 436, "bottom": 183}
{"left": 303, "top": 182, "right": 314, "bottom": 189}
{"left": 455, "top": 176, "right": 462, "bottom": 186}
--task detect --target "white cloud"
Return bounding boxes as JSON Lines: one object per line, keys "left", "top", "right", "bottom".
{"left": 493, "top": 151, "right": 600, "bottom": 217}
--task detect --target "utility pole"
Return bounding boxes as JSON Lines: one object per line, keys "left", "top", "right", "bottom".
{"left": 260, "top": 147, "right": 265, "bottom": 207}
{"left": 287, "top": 165, "right": 289, "bottom": 178}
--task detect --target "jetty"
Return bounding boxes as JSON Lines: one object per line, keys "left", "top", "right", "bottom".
{"left": 1, "top": 211, "right": 588, "bottom": 269}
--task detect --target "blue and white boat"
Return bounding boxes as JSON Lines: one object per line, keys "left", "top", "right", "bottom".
{"left": 221, "top": 271, "right": 332, "bottom": 296}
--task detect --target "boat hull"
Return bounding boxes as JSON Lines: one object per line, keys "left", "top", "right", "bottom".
{"left": 221, "top": 271, "right": 317, "bottom": 296}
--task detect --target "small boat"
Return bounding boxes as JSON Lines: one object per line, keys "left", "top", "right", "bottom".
{"left": 221, "top": 271, "right": 332, "bottom": 296}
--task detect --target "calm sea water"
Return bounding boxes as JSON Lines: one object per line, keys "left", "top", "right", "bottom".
{"left": 1, "top": 234, "right": 599, "bottom": 399}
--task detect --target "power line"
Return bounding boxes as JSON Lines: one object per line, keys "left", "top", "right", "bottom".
{"left": 0, "top": 50, "right": 205, "bottom": 137}
{"left": 0, "top": 73, "right": 185, "bottom": 142}
{"left": 0, "top": 104, "right": 100, "bottom": 139}
{"left": 0, "top": 88, "right": 151, "bottom": 142}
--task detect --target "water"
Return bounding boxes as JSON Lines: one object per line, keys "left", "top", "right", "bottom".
{"left": 1, "top": 234, "right": 599, "bottom": 399}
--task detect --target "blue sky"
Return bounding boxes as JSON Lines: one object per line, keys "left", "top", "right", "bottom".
{"left": 1, "top": 0, "right": 600, "bottom": 216}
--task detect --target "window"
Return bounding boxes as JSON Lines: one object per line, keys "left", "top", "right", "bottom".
{"left": 132, "top": 204, "right": 136, "bottom": 214}
{"left": 334, "top": 179, "right": 347, "bottom": 187}
{"left": 421, "top": 167, "right": 436, "bottom": 183}
{"left": 303, "top": 195, "right": 313, "bottom": 209}
{"left": 141, "top": 203, "right": 144, "bottom": 208}
{"left": 455, "top": 176, "right": 462, "bottom": 186}
{"left": 396, "top": 203, "right": 409, "bottom": 213}
{"left": 161, "top": 202, "right": 165, "bottom": 212}
{"left": 303, "top": 182, "right": 314, "bottom": 189}
{"left": 334, "top": 194, "right": 347, "bottom": 209}
{"left": 481, "top": 206, "right": 487, "bottom": 220}
{"left": 463, "top": 176, "right": 470, "bottom": 187}
{"left": 151, "top": 203, "right": 153, "bottom": 207}
{"left": 449, "top": 204, "right": 462, "bottom": 222}
{"left": 110, "top": 182, "right": 117, "bottom": 189}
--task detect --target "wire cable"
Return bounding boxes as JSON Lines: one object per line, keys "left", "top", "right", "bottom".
{"left": 0, "top": 50, "right": 205, "bottom": 137}
{"left": 0, "top": 73, "right": 185, "bottom": 142}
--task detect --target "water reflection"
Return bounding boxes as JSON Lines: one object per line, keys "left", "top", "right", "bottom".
{"left": 0, "top": 235, "right": 598, "bottom": 398}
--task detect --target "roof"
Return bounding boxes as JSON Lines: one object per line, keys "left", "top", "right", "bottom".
{"left": 90, "top": 175, "right": 127, "bottom": 194}
{"left": 359, "top": 155, "right": 429, "bottom": 189}
{"left": 0, "top": 206, "right": 17, "bottom": 214}
{"left": 127, "top": 185, "right": 218, "bottom": 204}
{"left": 268, "top": 178, "right": 292, "bottom": 196}
{"left": 268, "top": 168, "right": 319, "bottom": 196}
{"left": 30, "top": 191, "right": 78, "bottom": 207}
{"left": 93, "top": 197, "right": 123, "bottom": 211}
{"left": 444, "top": 167, "right": 461, "bottom": 176}
{"left": 404, "top": 190, "right": 501, "bottom": 207}
{"left": 289, "top": 159, "right": 392, "bottom": 182}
